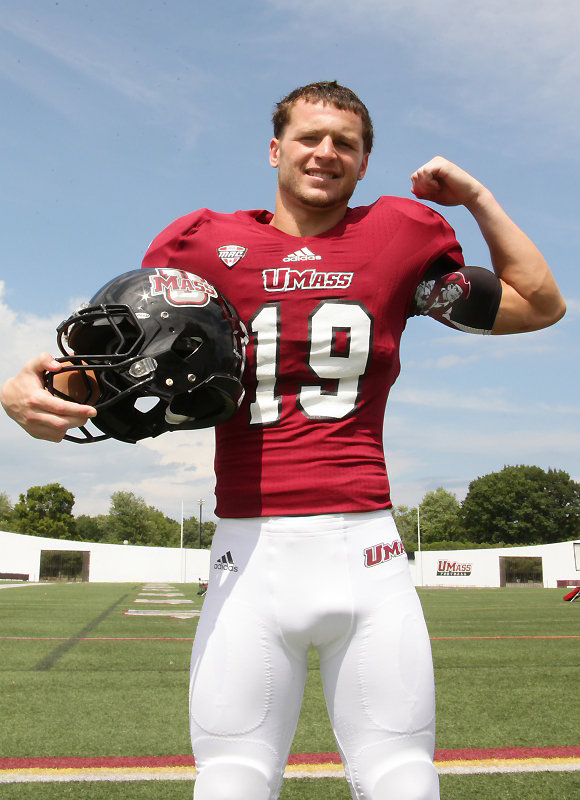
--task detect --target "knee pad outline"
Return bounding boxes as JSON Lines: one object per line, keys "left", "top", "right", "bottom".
{"left": 194, "top": 758, "right": 273, "bottom": 800}
{"left": 369, "top": 757, "right": 439, "bottom": 800}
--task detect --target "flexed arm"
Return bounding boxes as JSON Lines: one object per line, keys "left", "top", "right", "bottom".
{"left": 411, "top": 157, "right": 566, "bottom": 334}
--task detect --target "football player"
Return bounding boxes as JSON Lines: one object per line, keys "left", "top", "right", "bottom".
{"left": 0, "top": 82, "right": 565, "bottom": 800}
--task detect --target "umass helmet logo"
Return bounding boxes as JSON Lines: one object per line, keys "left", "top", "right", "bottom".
{"left": 149, "top": 268, "right": 218, "bottom": 307}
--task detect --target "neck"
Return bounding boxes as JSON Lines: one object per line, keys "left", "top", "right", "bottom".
{"left": 269, "top": 190, "right": 347, "bottom": 237}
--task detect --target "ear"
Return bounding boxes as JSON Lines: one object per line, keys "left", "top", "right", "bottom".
{"left": 269, "top": 138, "right": 280, "bottom": 168}
{"left": 357, "top": 152, "right": 370, "bottom": 182}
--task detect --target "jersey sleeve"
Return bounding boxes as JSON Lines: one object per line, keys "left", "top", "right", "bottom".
{"left": 411, "top": 257, "right": 502, "bottom": 335}
{"left": 141, "top": 211, "right": 206, "bottom": 267}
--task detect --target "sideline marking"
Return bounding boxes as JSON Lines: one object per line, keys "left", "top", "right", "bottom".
{"left": 3, "top": 634, "right": 577, "bottom": 642}
{"left": 431, "top": 635, "right": 580, "bottom": 641}
{"left": 0, "top": 637, "right": 195, "bottom": 641}
{"left": 0, "top": 583, "right": 48, "bottom": 590}
{"left": 122, "top": 610, "right": 199, "bottom": 619}
{"left": 133, "top": 599, "right": 193, "bottom": 604}
{"left": 29, "top": 593, "right": 129, "bottom": 672}
{"left": 0, "top": 747, "right": 578, "bottom": 783}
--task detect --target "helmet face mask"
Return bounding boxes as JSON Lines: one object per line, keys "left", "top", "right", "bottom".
{"left": 45, "top": 269, "right": 247, "bottom": 443}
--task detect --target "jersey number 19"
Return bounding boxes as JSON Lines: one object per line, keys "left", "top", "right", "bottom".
{"left": 249, "top": 300, "right": 373, "bottom": 424}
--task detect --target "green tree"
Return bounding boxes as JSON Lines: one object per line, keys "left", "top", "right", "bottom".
{"left": 147, "top": 507, "right": 180, "bottom": 547}
{"left": 104, "top": 492, "right": 181, "bottom": 546}
{"left": 419, "top": 488, "right": 462, "bottom": 545}
{"left": 105, "top": 491, "right": 157, "bottom": 545}
{"left": 461, "top": 465, "right": 580, "bottom": 545}
{"left": 182, "top": 516, "right": 216, "bottom": 549}
{"left": 75, "top": 514, "right": 109, "bottom": 542}
{"left": 13, "top": 483, "right": 76, "bottom": 539}
{"left": 392, "top": 505, "right": 418, "bottom": 553}
{"left": 0, "top": 491, "right": 15, "bottom": 531}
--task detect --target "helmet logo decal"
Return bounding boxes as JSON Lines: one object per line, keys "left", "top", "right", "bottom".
{"left": 217, "top": 244, "right": 247, "bottom": 268}
{"left": 149, "top": 268, "right": 218, "bottom": 307}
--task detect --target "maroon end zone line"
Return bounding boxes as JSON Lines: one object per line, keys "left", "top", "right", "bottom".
{"left": 0, "top": 755, "right": 195, "bottom": 770}
{"left": 289, "top": 747, "right": 580, "bottom": 764}
{"left": 434, "top": 746, "right": 580, "bottom": 760}
{"left": 1, "top": 746, "right": 579, "bottom": 770}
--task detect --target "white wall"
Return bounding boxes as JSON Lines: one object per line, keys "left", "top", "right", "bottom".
{"left": 2, "top": 530, "right": 578, "bottom": 588}
{"left": 0, "top": 530, "right": 210, "bottom": 583}
{"left": 408, "top": 540, "right": 579, "bottom": 588}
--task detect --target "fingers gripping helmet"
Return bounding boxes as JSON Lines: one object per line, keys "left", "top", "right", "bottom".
{"left": 45, "top": 268, "right": 247, "bottom": 443}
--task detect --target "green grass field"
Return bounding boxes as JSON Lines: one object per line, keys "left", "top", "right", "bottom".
{"left": 0, "top": 582, "right": 578, "bottom": 799}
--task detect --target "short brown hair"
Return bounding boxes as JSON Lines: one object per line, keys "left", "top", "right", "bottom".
{"left": 272, "top": 81, "right": 373, "bottom": 154}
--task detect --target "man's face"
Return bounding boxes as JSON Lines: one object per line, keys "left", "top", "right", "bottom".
{"left": 269, "top": 100, "right": 369, "bottom": 214}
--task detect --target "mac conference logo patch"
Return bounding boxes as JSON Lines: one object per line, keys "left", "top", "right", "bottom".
{"left": 217, "top": 245, "right": 247, "bottom": 268}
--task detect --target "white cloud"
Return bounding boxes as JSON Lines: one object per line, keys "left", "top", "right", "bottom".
{"left": 390, "top": 386, "right": 515, "bottom": 414}
{"left": 136, "top": 429, "right": 218, "bottom": 515}
{"left": 385, "top": 417, "right": 580, "bottom": 509}
{"left": 405, "top": 322, "right": 565, "bottom": 370}
{"left": 268, "top": 0, "right": 580, "bottom": 72}
{"left": 427, "top": 425, "right": 580, "bottom": 459}
{"left": 267, "top": 0, "right": 580, "bottom": 148}
{"left": 140, "top": 427, "right": 215, "bottom": 471}
{"left": 0, "top": 281, "right": 63, "bottom": 379}
{"left": 426, "top": 353, "right": 480, "bottom": 370}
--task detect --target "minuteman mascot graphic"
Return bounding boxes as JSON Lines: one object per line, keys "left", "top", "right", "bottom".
{"left": 415, "top": 270, "right": 472, "bottom": 324}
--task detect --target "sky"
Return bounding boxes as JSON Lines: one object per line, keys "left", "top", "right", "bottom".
{"left": 1, "top": 0, "right": 579, "bottom": 524}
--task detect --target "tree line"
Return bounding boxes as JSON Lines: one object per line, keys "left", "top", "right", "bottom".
{"left": 0, "top": 484, "right": 215, "bottom": 549}
{"left": 1, "top": 464, "right": 579, "bottom": 551}
{"left": 393, "top": 465, "right": 580, "bottom": 552}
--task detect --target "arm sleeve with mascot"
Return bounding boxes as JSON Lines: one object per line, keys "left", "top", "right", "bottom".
{"left": 411, "top": 257, "right": 502, "bottom": 334}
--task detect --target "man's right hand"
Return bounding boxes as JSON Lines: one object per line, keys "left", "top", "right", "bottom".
{"left": 0, "top": 352, "right": 97, "bottom": 442}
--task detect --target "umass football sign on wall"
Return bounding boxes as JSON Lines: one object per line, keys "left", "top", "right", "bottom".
{"left": 436, "top": 559, "right": 472, "bottom": 577}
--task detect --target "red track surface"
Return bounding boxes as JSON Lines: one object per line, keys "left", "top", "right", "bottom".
{"left": 1, "top": 745, "right": 579, "bottom": 771}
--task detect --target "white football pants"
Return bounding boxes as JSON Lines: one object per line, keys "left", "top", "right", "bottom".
{"left": 190, "top": 511, "right": 439, "bottom": 800}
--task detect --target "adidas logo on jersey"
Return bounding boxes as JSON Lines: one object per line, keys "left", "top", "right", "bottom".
{"left": 214, "top": 550, "right": 238, "bottom": 572}
{"left": 283, "top": 247, "right": 322, "bottom": 262}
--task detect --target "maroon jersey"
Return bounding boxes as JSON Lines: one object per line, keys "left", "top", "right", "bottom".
{"left": 142, "top": 196, "right": 463, "bottom": 517}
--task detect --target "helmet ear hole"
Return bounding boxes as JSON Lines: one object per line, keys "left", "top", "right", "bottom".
{"left": 171, "top": 328, "right": 204, "bottom": 358}
{"left": 169, "top": 387, "right": 230, "bottom": 424}
{"left": 134, "top": 396, "right": 161, "bottom": 413}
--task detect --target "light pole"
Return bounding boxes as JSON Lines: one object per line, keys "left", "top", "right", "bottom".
{"left": 417, "top": 503, "right": 423, "bottom": 587}
{"left": 198, "top": 499, "right": 204, "bottom": 549}
{"left": 179, "top": 500, "right": 186, "bottom": 583}
{"left": 180, "top": 500, "right": 184, "bottom": 549}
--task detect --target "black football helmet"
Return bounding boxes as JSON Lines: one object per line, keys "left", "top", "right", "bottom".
{"left": 45, "top": 268, "right": 247, "bottom": 443}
